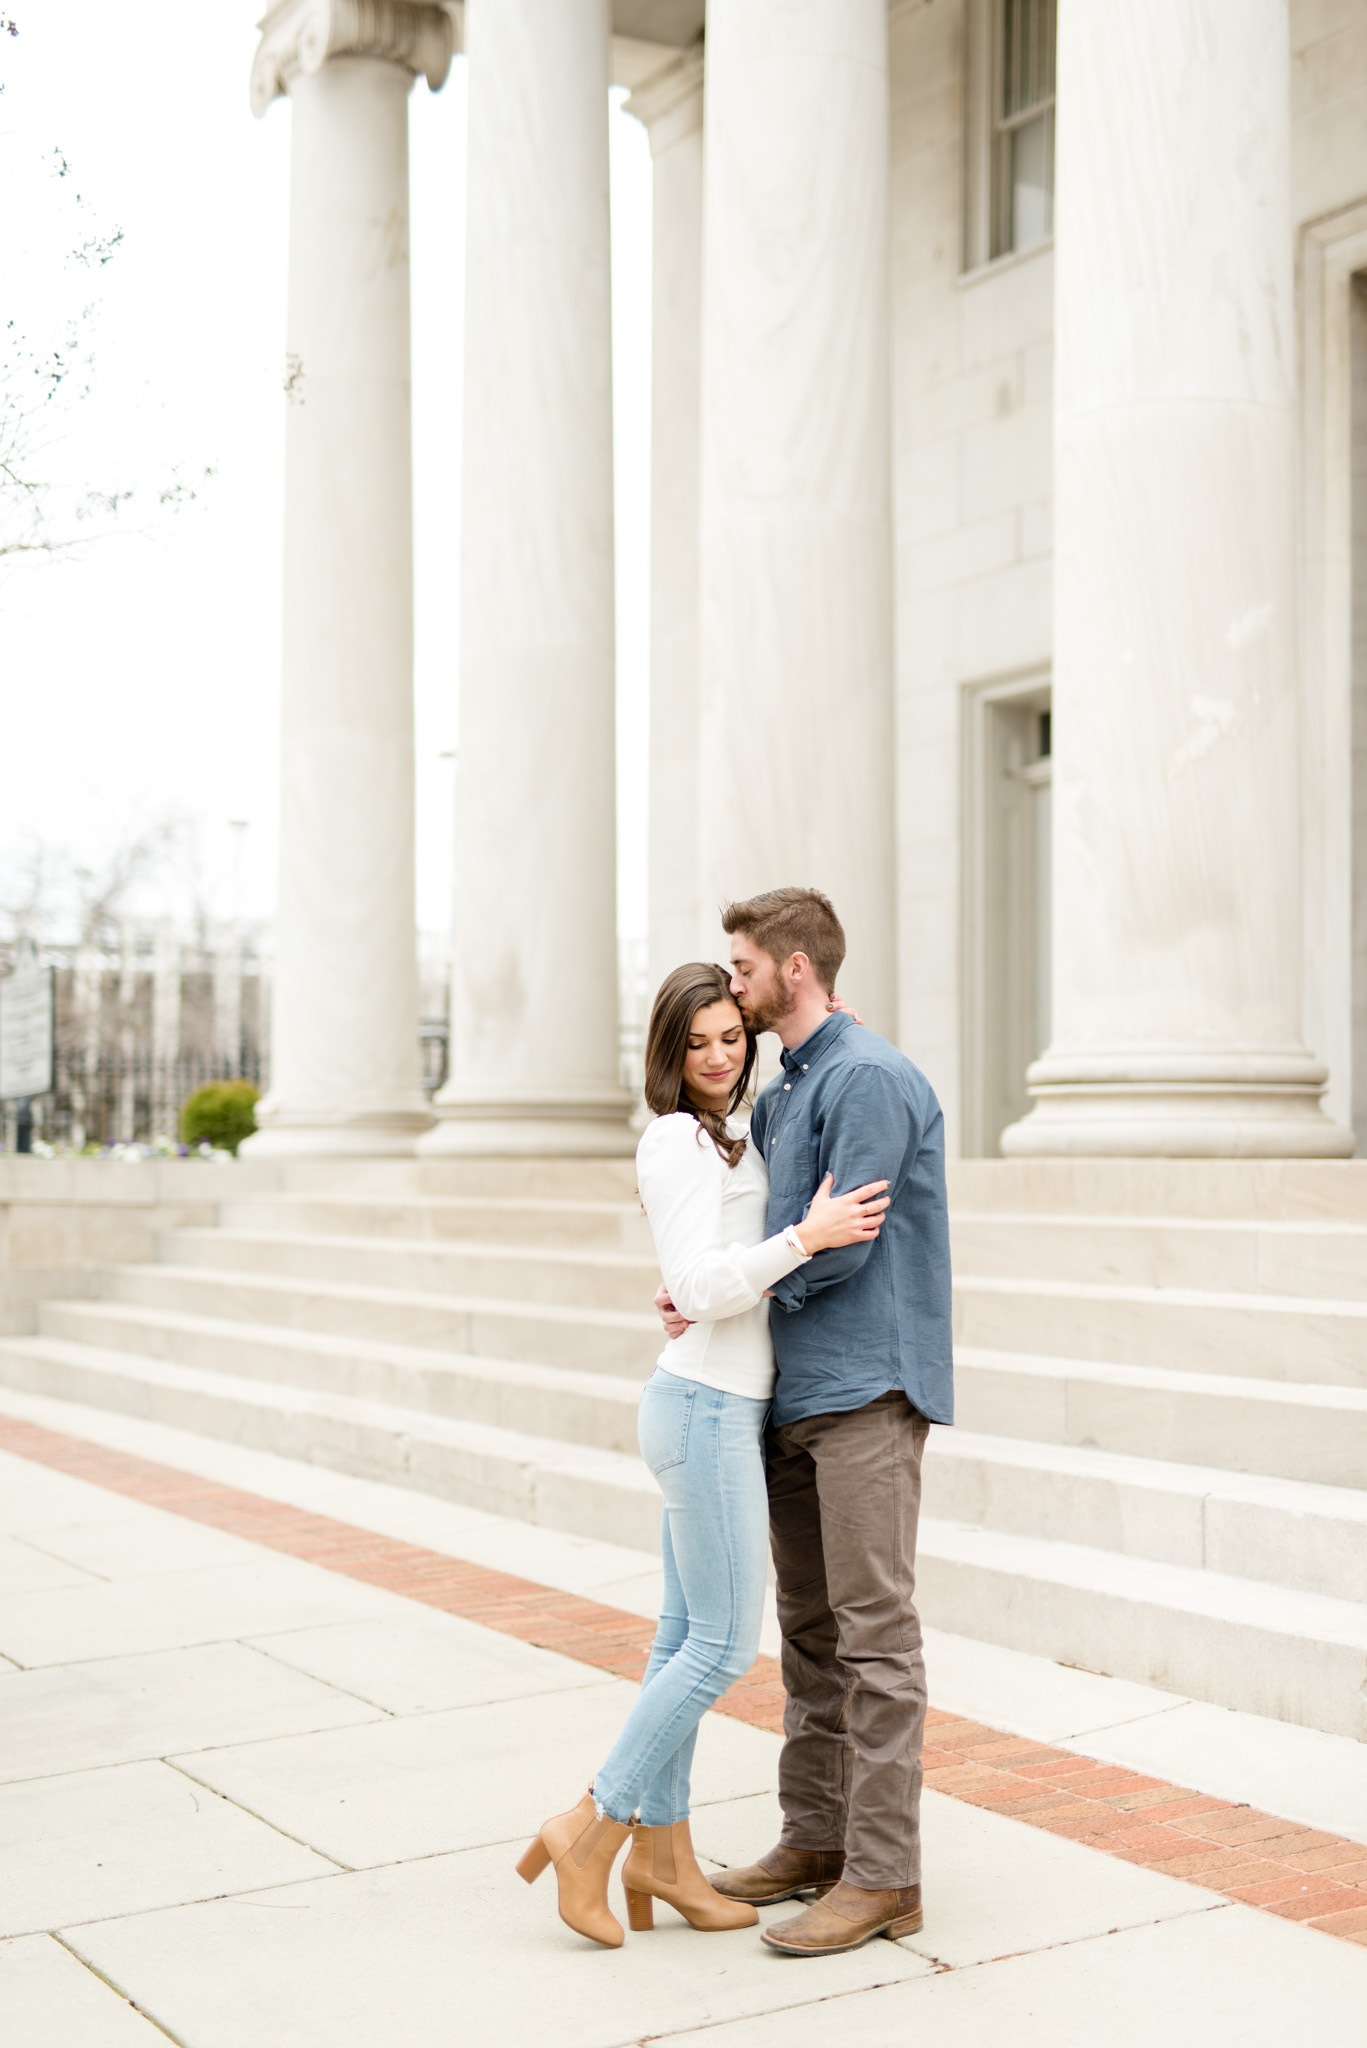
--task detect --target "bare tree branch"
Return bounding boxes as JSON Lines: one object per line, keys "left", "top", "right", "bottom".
{"left": 1, "top": 59, "right": 215, "bottom": 570}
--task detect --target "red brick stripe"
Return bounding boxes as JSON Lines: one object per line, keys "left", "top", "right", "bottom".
{"left": 920, "top": 1719, "right": 1367, "bottom": 1945}
{"left": 2, "top": 1413, "right": 1363, "bottom": 1949}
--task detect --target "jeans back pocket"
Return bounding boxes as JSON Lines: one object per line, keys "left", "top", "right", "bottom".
{"left": 638, "top": 1372, "right": 696, "bottom": 1475}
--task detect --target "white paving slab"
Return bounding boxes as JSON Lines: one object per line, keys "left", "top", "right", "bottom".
{"left": 922, "top": 1624, "right": 1367, "bottom": 1848}
{"left": 0, "top": 1533, "right": 101, "bottom": 1595}
{"left": 402, "top": 1514, "right": 668, "bottom": 1597}
{"left": 0, "top": 1556, "right": 408, "bottom": 1668}
{"left": 0, "top": 1388, "right": 388, "bottom": 1512}
{"left": 0, "top": 1758, "right": 336, "bottom": 1937}
{"left": 0, "top": 1387, "right": 670, "bottom": 1587}
{"left": 0, "top": 1934, "right": 170, "bottom": 2045}
{"left": 690, "top": 1787, "right": 1218, "bottom": 1968}
{"left": 308, "top": 1475, "right": 566, "bottom": 1548}
{"left": 923, "top": 1620, "right": 1192, "bottom": 1738}
{"left": 0, "top": 1449, "right": 155, "bottom": 1534}
{"left": 588, "top": 1566, "right": 669, "bottom": 1615}
{"left": 1, "top": 1387, "right": 1363, "bottom": 2043}
{"left": 246, "top": 1612, "right": 617, "bottom": 1715}
{"left": 172, "top": 1683, "right": 780, "bottom": 1870}
{"left": 20, "top": 1510, "right": 271, "bottom": 1582}
{"left": 63, "top": 1840, "right": 937, "bottom": 2048}
{"left": 662, "top": 1903, "right": 1367, "bottom": 2046}
{"left": 0, "top": 1641, "right": 382, "bottom": 1783}
{"left": 1076, "top": 1698, "right": 1367, "bottom": 1851}
{"left": 3, "top": 1388, "right": 1366, "bottom": 1844}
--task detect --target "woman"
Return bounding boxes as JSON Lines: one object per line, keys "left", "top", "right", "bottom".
{"left": 516, "top": 962, "right": 889, "bottom": 1948}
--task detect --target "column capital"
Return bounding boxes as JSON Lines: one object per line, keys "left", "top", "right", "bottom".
{"left": 251, "top": 0, "right": 453, "bottom": 117}
{"left": 623, "top": 42, "right": 703, "bottom": 156}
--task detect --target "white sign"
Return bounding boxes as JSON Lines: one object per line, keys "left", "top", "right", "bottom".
{"left": 0, "top": 966, "right": 55, "bottom": 1099}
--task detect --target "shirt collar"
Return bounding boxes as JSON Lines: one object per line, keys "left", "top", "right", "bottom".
{"left": 780, "top": 1009, "right": 854, "bottom": 1075}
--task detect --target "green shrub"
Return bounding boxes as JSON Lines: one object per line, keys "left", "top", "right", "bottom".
{"left": 179, "top": 1080, "right": 260, "bottom": 1156}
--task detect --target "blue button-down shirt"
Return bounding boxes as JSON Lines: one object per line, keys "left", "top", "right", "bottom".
{"left": 751, "top": 1010, "right": 953, "bottom": 1429}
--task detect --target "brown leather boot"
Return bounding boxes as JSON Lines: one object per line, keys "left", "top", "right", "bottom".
{"left": 622, "top": 1820, "right": 759, "bottom": 1931}
{"left": 761, "top": 1879, "right": 923, "bottom": 1955}
{"left": 515, "top": 1791, "right": 633, "bottom": 1948}
{"left": 708, "top": 1843, "right": 846, "bottom": 1906}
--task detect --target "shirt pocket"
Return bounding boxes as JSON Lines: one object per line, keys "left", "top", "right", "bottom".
{"left": 638, "top": 1373, "right": 696, "bottom": 1475}
{"left": 764, "top": 1121, "right": 816, "bottom": 1211}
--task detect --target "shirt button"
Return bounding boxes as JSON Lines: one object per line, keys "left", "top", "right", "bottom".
{"left": 802, "top": 1064, "right": 808, "bottom": 1071}
{"left": 783, "top": 1083, "right": 791, "bottom": 1091}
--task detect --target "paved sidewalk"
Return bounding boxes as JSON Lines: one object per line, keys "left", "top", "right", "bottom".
{"left": 1, "top": 1399, "right": 1365, "bottom": 2044}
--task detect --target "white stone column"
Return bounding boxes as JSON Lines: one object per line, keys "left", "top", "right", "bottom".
{"left": 625, "top": 49, "right": 705, "bottom": 996}
{"left": 696, "top": 0, "right": 896, "bottom": 1030}
{"left": 242, "top": 0, "right": 450, "bottom": 1159}
{"left": 1004, "top": 0, "right": 1353, "bottom": 1157}
{"left": 420, "top": 0, "right": 633, "bottom": 1156}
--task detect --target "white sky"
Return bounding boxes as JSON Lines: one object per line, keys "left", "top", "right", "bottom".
{"left": 0, "top": 3, "right": 652, "bottom": 944}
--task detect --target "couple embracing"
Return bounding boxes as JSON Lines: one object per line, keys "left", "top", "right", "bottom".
{"left": 517, "top": 887, "right": 953, "bottom": 1958}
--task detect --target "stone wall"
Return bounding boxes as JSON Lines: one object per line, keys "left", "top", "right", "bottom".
{"left": 0, "top": 1158, "right": 282, "bottom": 1336}
{"left": 887, "top": 0, "right": 1367, "bottom": 1157}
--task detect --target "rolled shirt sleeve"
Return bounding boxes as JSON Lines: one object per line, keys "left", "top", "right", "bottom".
{"left": 767, "top": 1067, "right": 921, "bottom": 1315}
{"left": 637, "top": 1114, "right": 809, "bottom": 1323}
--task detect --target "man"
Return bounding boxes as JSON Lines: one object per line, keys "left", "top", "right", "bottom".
{"left": 656, "top": 887, "right": 952, "bottom": 1956}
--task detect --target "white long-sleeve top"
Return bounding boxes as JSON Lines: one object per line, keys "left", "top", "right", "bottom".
{"left": 635, "top": 1111, "right": 810, "bottom": 1400}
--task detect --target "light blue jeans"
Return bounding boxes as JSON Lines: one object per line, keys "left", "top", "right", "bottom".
{"left": 594, "top": 1367, "right": 771, "bottom": 1826}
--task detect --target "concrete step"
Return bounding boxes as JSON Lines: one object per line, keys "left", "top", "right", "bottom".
{"left": 36, "top": 1298, "right": 644, "bottom": 1455}
{"left": 157, "top": 1227, "right": 662, "bottom": 1317}
{"left": 2, "top": 1324, "right": 1361, "bottom": 1740}
{"left": 217, "top": 1194, "right": 656, "bottom": 1254}
{"left": 955, "top": 1274, "right": 1367, "bottom": 1387}
{"left": 950, "top": 1211, "right": 1367, "bottom": 1300}
{"left": 220, "top": 1196, "right": 1367, "bottom": 1300}
{"left": 954, "top": 1344, "right": 1367, "bottom": 1489}
{"left": 914, "top": 1517, "right": 1367, "bottom": 1741}
{"left": 40, "top": 1300, "right": 1367, "bottom": 1605}
{"left": 944, "top": 1155, "right": 1367, "bottom": 1223}
{"left": 0, "top": 1334, "right": 663, "bottom": 1550}
{"left": 924, "top": 1429, "right": 1367, "bottom": 1604}
{"left": 101, "top": 1263, "right": 661, "bottom": 1377}
{"left": 274, "top": 1157, "right": 643, "bottom": 1202}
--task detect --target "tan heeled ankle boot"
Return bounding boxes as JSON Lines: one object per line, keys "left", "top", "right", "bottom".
{"left": 516, "top": 1790, "right": 633, "bottom": 1948}
{"left": 622, "top": 1820, "right": 759, "bottom": 1931}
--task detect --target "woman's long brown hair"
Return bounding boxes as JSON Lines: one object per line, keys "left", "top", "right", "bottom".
{"left": 644, "top": 964, "right": 757, "bottom": 1167}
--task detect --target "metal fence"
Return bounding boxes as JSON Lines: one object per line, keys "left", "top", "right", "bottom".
{"left": 7, "top": 1048, "right": 268, "bottom": 1153}
{"left": 5, "top": 1017, "right": 646, "bottom": 1151}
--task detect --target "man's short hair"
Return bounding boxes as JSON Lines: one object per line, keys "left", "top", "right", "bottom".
{"left": 721, "top": 887, "right": 847, "bottom": 994}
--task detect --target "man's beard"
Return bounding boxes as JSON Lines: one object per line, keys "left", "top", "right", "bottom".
{"left": 740, "top": 979, "right": 797, "bottom": 1035}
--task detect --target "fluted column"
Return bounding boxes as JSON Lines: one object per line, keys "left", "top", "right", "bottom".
{"left": 243, "top": 0, "right": 448, "bottom": 1159}
{"left": 696, "top": 0, "right": 896, "bottom": 1029}
{"left": 420, "top": 0, "right": 633, "bottom": 1156}
{"left": 625, "top": 49, "right": 705, "bottom": 996}
{"left": 1004, "top": 0, "right": 1352, "bottom": 1157}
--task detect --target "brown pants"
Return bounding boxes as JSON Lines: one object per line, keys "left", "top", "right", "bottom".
{"left": 766, "top": 1390, "right": 930, "bottom": 1891}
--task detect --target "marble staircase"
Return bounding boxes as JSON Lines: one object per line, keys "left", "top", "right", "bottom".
{"left": 2, "top": 1157, "right": 1366, "bottom": 1740}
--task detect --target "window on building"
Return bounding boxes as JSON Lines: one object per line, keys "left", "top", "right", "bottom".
{"left": 964, "top": 0, "right": 1057, "bottom": 272}
{"left": 994, "top": 0, "right": 1056, "bottom": 258}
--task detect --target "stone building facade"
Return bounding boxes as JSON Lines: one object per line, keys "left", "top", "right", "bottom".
{"left": 242, "top": 0, "right": 1366, "bottom": 1166}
